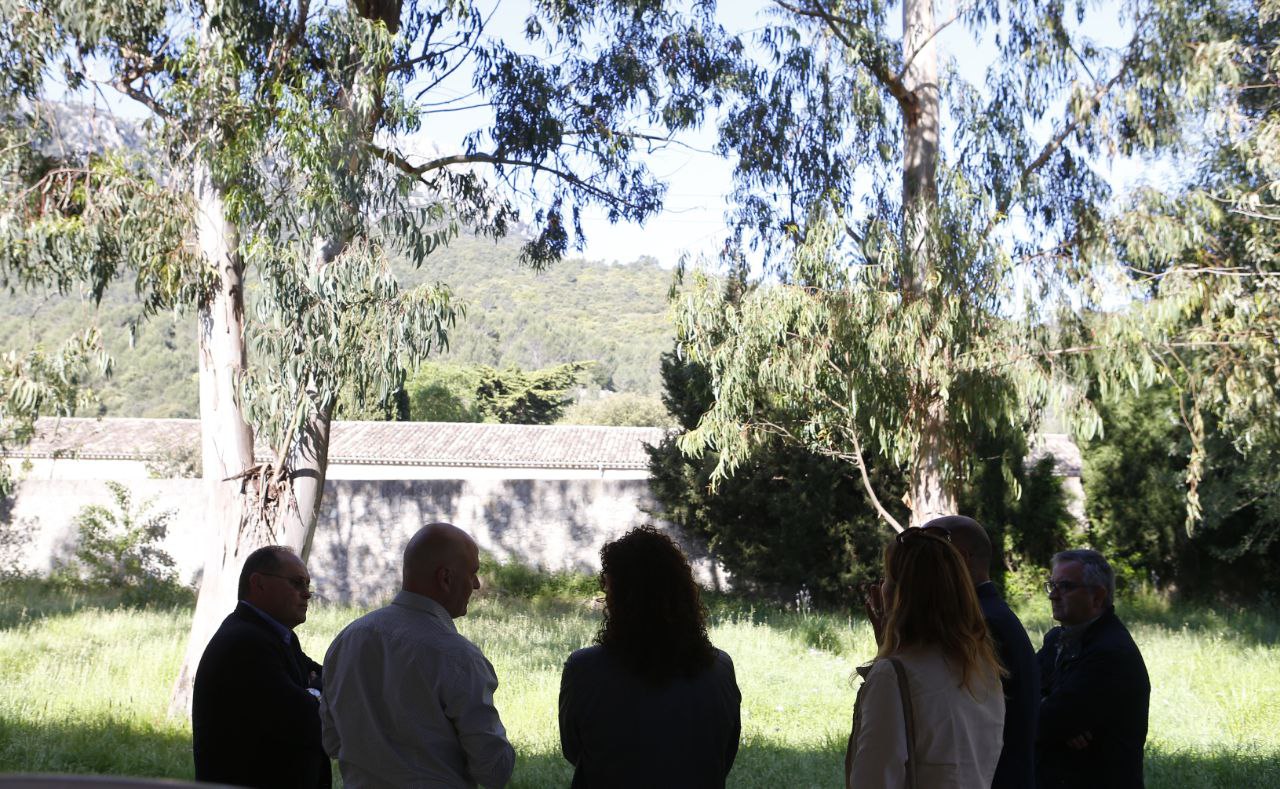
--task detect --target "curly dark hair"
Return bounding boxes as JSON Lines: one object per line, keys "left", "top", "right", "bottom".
{"left": 597, "top": 526, "right": 716, "bottom": 682}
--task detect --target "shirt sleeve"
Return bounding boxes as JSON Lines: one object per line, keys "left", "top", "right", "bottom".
{"left": 720, "top": 654, "right": 742, "bottom": 775}
{"left": 558, "top": 656, "right": 582, "bottom": 765}
{"left": 442, "top": 649, "right": 515, "bottom": 789}
{"left": 318, "top": 639, "right": 343, "bottom": 759}
{"left": 318, "top": 692, "right": 340, "bottom": 758}
{"left": 847, "top": 660, "right": 909, "bottom": 789}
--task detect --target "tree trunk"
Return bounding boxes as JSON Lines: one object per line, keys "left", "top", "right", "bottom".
{"left": 900, "top": 0, "right": 956, "bottom": 524}
{"left": 272, "top": 1, "right": 391, "bottom": 555}
{"left": 168, "top": 160, "right": 257, "bottom": 717}
{"left": 909, "top": 398, "right": 954, "bottom": 525}
{"left": 901, "top": 0, "right": 939, "bottom": 298}
{"left": 275, "top": 406, "right": 333, "bottom": 559}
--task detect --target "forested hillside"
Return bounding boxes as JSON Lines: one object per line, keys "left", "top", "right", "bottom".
{"left": 0, "top": 234, "right": 675, "bottom": 418}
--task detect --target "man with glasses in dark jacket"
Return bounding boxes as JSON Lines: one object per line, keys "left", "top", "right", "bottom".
{"left": 1037, "top": 549, "right": 1150, "bottom": 788}
{"left": 193, "top": 545, "right": 330, "bottom": 788}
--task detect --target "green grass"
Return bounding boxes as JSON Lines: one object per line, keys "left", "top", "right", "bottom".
{"left": 1, "top": 578, "right": 1277, "bottom": 787}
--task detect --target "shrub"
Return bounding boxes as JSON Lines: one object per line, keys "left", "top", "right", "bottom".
{"left": 559, "top": 392, "right": 676, "bottom": 427}
{"left": 71, "top": 482, "right": 182, "bottom": 603}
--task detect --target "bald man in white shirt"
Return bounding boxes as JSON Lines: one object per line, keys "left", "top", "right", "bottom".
{"left": 320, "top": 522, "right": 514, "bottom": 788}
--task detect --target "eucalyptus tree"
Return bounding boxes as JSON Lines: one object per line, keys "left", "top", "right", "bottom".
{"left": 1104, "top": 0, "right": 1280, "bottom": 528}
{"left": 0, "top": 0, "right": 738, "bottom": 707}
{"left": 674, "top": 0, "right": 1235, "bottom": 529}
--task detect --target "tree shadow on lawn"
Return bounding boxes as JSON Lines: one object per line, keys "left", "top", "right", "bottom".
{"left": 1012, "top": 593, "right": 1280, "bottom": 649}
{"left": 0, "top": 580, "right": 193, "bottom": 633}
{"left": 0, "top": 714, "right": 193, "bottom": 779}
{"left": 1119, "top": 597, "right": 1280, "bottom": 648}
{"left": 511, "top": 739, "right": 844, "bottom": 789}
{"left": 1146, "top": 743, "right": 1280, "bottom": 789}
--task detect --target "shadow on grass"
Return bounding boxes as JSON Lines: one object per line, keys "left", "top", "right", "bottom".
{"left": 0, "top": 715, "right": 192, "bottom": 779}
{"left": 510, "top": 739, "right": 844, "bottom": 789}
{"left": 0, "top": 579, "right": 193, "bottom": 632}
{"left": 1119, "top": 595, "right": 1280, "bottom": 647}
{"left": 1147, "top": 743, "right": 1280, "bottom": 789}
{"left": 1010, "top": 590, "right": 1280, "bottom": 648}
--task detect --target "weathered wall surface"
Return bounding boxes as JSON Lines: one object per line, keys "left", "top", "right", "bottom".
{"left": 2, "top": 477, "right": 706, "bottom": 605}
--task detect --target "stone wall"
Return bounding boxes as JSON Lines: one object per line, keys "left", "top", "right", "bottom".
{"left": 2, "top": 477, "right": 709, "bottom": 605}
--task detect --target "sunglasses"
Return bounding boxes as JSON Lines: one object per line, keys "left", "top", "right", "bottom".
{"left": 259, "top": 572, "right": 312, "bottom": 593}
{"left": 895, "top": 525, "right": 952, "bottom": 543}
{"left": 1043, "top": 580, "right": 1096, "bottom": 595}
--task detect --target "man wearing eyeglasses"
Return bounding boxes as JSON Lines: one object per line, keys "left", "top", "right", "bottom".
{"left": 1036, "top": 549, "right": 1150, "bottom": 789}
{"left": 193, "top": 545, "right": 330, "bottom": 788}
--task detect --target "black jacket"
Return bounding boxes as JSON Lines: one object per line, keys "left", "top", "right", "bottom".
{"left": 192, "top": 603, "right": 331, "bottom": 788}
{"left": 1036, "top": 606, "right": 1150, "bottom": 789}
{"left": 978, "top": 582, "right": 1039, "bottom": 789}
{"left": 559, "top": 645, "right": 741, "bottom": 789}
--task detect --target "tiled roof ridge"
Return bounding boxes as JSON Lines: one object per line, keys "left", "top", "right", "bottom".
{"left": 6, "top": 416, "right": 670, "bottom": 470}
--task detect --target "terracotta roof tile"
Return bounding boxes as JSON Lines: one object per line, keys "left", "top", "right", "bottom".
{"left": 7, "top": 417, "right": 669, "bottom": 471}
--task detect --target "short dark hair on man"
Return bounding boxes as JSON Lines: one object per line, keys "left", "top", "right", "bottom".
{"left": 1052, "top": 548, "right": 1116, "bottom": 605}
{"left": 597, "top": 526, "right": 716, "bottom": 683}
{"left": 237, "top": 546, "right": 296, "bottom": 599}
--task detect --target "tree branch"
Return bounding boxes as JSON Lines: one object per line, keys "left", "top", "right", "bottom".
{"left": 897, "top": 3, "right": 970, "bottom": 82}
{"left": 773, "top": 0, "right": 917, "bottom": 118}
{"left": 370, "top": 143, "right": 648, "bottom": 211}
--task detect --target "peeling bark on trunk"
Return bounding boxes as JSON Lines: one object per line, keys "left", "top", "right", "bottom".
{"left": 909, "top": 398, "right": 954, "bottom": 526}
{"left": 276, "top": 404, "right": 333, "bottom": 557}
{"left": 168, "top": 161, "right": 256, "bottom": 717}
{"left": 900, "top": 0, "right": 956, "bottom": 523}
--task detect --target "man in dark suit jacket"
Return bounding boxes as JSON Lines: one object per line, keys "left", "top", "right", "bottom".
{"left": 192, "top": 545, "right": 331, "bottom": 788}
{"left": 929, "top": 516, "right": 1039, "bottom": 789}
{"left": 1037, "top": 549, "right": 1149, "bottom": 789}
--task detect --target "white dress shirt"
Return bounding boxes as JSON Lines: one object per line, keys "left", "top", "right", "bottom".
{"left": 848, "top": 647, "right": 1004, "bottom": 789}
{"left": 320, "top": 591, "right": 514, "bottom": 788}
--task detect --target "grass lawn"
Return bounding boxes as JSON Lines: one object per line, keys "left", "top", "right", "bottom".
{"left": 1, "top": 576, "right": 1277, "bottom": 787}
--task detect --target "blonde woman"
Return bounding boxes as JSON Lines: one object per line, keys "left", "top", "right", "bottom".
{"left": 846, "top": 527, "right": 1006, "bottom": 789}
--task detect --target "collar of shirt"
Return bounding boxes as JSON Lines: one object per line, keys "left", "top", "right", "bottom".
{"left": 240, "top": 600, "right": 294, "bottom": 645}
{"left": 391, "top": 589, "right": 458, "bottom": 633}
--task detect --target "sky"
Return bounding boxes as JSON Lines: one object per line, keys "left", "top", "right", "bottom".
{"left": 398, "top": 0, "right": 1173, "bottom": 269}
{"left": 70, "top": 0, "right": 1175, "bottom": 271}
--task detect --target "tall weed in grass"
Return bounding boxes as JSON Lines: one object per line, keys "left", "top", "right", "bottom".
{"left": 1, "top": 574, "right": 1277, "bottom": 787}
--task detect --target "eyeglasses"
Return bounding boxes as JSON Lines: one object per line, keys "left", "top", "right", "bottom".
{"left": 895, "top": 526, "right": 952, "bottom": 543}
{"left": 1044, "top": 580, "right": 1094, "bottom": 595}
{"left": 259, "top": 572, "right": 312, "bottom": 593}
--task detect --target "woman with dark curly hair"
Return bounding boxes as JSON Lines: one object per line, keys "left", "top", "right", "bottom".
{"left": 558, "top": 526, "right": 741, "bottom": 788}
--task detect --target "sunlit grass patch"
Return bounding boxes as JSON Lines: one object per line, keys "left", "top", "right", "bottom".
{"left": 1, "top": 576, "right": 1277, "bottom": 787}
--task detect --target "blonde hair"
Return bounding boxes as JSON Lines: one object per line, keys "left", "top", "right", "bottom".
{"left": 878, "top": 532, "right": 1005, "bottom": 693}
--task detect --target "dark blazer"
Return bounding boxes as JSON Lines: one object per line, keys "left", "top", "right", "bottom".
{"left": 559, "top": 645, "right": 741, "bottom": 789}
{"left": 978, "top": 582, "right": 1039, "bottom": 789}
{"left": 192, "top": 603, "right": 331, "bottom": 788}
{"left": 1036, "top": 607, "right": 1150, "bottom": 789}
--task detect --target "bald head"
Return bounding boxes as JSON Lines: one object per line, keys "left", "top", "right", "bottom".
{"left": 403, "top": 522, "right": 481, "bottom": 618}
{"left": 924, "top": 515, "right": 992, "bottom": 585}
